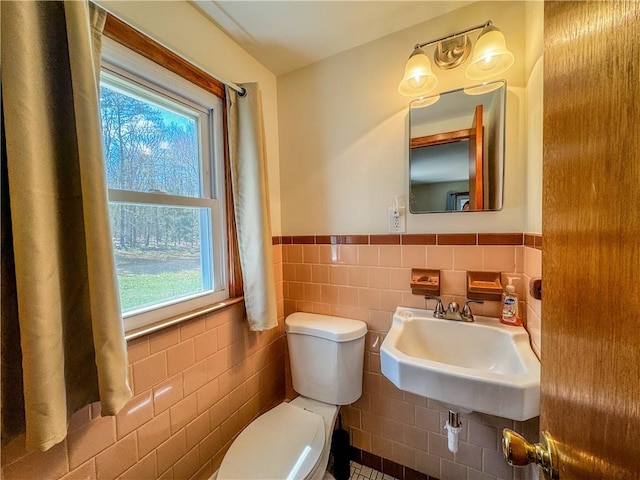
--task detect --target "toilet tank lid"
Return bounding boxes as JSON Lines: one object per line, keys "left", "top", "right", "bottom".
{"left": 285, "top": 312, "right": 367, "bottom": 342}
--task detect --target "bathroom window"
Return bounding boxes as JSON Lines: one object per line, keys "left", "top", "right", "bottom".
{"left": 100, "top": 34, "right": 228, "bottom": 331}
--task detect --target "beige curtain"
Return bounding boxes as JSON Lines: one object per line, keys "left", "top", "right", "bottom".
{"left": 227, "top": 84, "right": 278, "bottom": 331}
{"left": 1, "top": 1, "right": 132, "bottom": 451}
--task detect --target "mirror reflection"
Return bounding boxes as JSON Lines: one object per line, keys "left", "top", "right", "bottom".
{"left": 409, "top": 81, "right": 506, "bottom": 213}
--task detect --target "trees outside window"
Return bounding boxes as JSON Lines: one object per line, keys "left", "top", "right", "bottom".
{"left": 100, "top": 43, "right": 227, "bottom": 330}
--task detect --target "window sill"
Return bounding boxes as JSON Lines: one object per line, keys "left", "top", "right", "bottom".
{"left": 124, "top": 296, "right": 244, "bottom": 342}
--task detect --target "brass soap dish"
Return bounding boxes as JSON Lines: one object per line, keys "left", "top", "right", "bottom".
{"left": 411, "top": 269, "right": 440, "bottom": 296}
{"left": 467, "top": 271, "right": 502, "bottom": 301}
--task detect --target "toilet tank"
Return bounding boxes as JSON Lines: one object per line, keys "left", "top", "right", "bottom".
{"left": 285, "top": 312, "right": 367, "bottom": 405}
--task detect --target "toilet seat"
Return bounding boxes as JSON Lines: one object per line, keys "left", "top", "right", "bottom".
{"left": 217, "top": 402, "right": 325, "bottom": 480}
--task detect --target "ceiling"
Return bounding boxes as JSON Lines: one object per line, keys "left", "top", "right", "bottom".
{"left": 190, "top": 1, "right": 474, "bottom": 76}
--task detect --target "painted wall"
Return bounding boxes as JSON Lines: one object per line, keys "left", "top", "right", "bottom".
{"left": 96, "top": 0, "right": 283, "bottom": 236}
{"left": 277, "top": 2, "right": 531, "bottom": 235}
{"left": 525, "top": 2, "right": 544, "bottom": 234}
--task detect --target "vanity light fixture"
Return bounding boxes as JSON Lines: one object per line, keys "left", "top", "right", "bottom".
{"left": 411, "top": 94, "right": 441, "bottom": 108}
{"left": 463, "top": 81, "right": 504, "bottom": 96}
{"left": 397, "top": 20, "right": 514, "bottom": 97}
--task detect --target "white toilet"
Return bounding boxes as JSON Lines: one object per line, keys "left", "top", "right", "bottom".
{"left": 216, "top": 312, "right": 367, "bottom": 480}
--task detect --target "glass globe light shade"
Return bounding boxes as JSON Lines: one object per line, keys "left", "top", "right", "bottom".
{"left": 398, "top": 48, "right": 438, "bottom": 97}
{"left": 465, "top": 26, "right": 514, "bottom": 80}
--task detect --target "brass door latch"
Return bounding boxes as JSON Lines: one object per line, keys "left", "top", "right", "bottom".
{"left": 502, "top": 429, "right": 559, "bottom": 480}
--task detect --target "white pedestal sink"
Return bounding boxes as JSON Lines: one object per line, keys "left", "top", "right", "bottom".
{"left": 380, "top": 307, "right": 540, "bottom": 421}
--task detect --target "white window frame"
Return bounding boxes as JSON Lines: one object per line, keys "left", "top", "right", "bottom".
{"left": 101, "top": 38, "right": 228, "bottom": 332}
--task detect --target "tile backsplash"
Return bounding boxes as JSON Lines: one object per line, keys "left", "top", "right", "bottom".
{"left": 280, "top": 233, "right": 535, "bottom": 329}
{"left": 282, "top": 233, "right": 542, "bottom": 480}
{"left": 2, "top": 236, "right": 541, "bottom": 480}
{"left": 523, "top": 245, "right": 542, "bottom": 357}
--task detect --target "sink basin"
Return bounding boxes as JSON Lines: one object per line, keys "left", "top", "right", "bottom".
{"left": 380, "top": 307, "right": 540, "bottom": 421}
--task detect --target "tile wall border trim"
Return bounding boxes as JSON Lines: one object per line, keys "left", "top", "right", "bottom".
{"left": 274, "top": 233, "right": 543, "bottom": 249}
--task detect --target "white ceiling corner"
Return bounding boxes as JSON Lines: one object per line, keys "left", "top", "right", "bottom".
{"left": 190, "top": 1, "right": 475, "bottom": 76}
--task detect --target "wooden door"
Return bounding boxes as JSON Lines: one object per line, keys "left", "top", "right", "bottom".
{"left": 542, "top": 2, "right": 640, "bottom": 478}
{"left": 468, "top": 104, "right": 483, "bottom": 210}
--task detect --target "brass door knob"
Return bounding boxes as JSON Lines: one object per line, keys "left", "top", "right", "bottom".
{"left": 502, "top": 429, "right": 559, "bottom": 480}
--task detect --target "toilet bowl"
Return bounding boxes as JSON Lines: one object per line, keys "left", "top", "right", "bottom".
{"left": 216, "top": 312, "right": 367, "bottom": 480}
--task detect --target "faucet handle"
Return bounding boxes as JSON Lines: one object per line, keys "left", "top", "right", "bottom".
{"left": 425, "top": 296, "right": 446, "bottom": 318}
{"left": 447, "top": 301, "right": 460, "bottom": 313}
{"left": 462, "top": 299, "right": 484, "bottom": 321}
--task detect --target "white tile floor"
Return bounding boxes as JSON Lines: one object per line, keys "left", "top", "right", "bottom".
{"left": 349, "top": 461, "right": 399, "bottom": 480}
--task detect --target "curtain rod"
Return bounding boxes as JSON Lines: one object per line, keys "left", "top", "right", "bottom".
{"left": 98, "top": 5, "right": 247, "bottom": 96}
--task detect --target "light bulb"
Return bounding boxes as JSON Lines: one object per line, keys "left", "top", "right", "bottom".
{"left": 408, "top": 74, "right": 427, "bottom": 89}
{"left": 477, "top": 54, "right": 498, "bottom": 71}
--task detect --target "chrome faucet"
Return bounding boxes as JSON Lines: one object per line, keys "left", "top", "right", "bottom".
{"left": 426, "top": 297, "right": 483, "bottom": 322}
{"left": 425, "top": 296, "right": 446, "bottom": 319}
{"left": 461, "top": 300, "right": 484, "bottom": 322}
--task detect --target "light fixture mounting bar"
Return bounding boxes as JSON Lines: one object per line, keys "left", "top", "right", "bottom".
{"left": 414, "top": 20, "right": 492, "bottom": 50}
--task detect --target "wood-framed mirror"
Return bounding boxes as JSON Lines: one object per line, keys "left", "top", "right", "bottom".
{"left": 409, "top": 80, "right": 506, "bottom": 213}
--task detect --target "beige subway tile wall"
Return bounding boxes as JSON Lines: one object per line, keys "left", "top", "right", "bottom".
{"left": 3, "top": 241, "right": 542, "bottom": 480}
{"left": 523, "top": 245, "right": 542, "bottom": 357}
{"left": 1, "top": 247, "right": 287, "bottom": 480}
{"left": 283, "top": 239, "right": 542, "bottom": 480}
